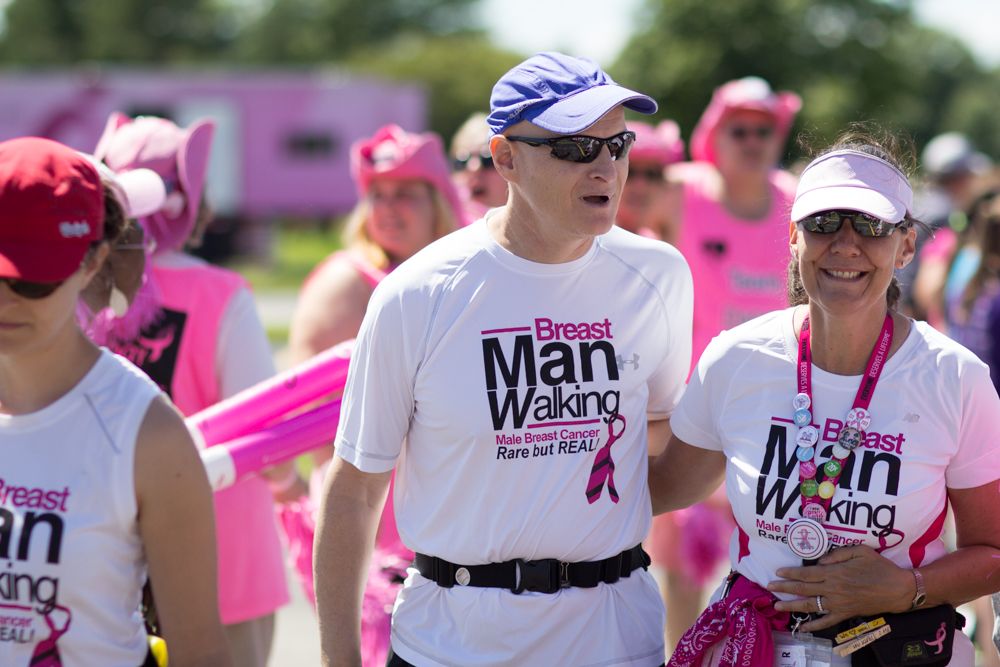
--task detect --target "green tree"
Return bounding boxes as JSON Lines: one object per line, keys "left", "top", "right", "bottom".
{"left": 611, "top": 0, "right": 985, "bottom": 162}
{"left": 0, "top": 0, "right": 235, "bottom": 63}
{"left": 346, "top": 32, "right": 523, "bottom": 142}
{"left": 233, "top": 0, "right": 479, "bottom": 63}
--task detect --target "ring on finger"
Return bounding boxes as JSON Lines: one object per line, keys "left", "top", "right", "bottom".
{"left": 816, "top": 595, "right": 825, "bottom": 614}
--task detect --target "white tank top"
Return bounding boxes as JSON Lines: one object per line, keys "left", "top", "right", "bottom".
{"left": 0, "top": 350, "right": 160, "bottom": 667}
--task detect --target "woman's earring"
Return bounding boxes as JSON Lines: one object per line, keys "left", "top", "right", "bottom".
{"left": 109, "top": 278, "right": 129, "bottom": 318}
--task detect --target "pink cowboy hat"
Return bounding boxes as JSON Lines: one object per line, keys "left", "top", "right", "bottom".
{"left": 627, "top": 120, "right": 685, "bottom": 166}
{"left": 351, "top": 124, "right": 470, "bottom": 227}
{"left": 94, "top": 112, "right": 215, "bottom": 253}
{"left": 689, "top": 77, "right": 801, "bottom": 165}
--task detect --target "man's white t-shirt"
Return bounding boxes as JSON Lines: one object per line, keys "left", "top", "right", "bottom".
{"left": 672, "top": 309, "right": 1000, "bottom": 601}
{"left": 335, "top": 214, "right": 693, "bottom": 667}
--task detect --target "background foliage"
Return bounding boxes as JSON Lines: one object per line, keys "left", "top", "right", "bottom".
{"left": 0, "top": 0, "right": 997, "bottom": 162}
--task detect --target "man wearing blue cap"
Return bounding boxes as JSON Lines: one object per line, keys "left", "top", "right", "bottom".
{"left": 315, "top": 53, "right": 693, "bottom": 667}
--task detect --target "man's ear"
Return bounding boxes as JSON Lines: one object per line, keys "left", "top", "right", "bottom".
{"left": 491, "top": 135, "right": 517, "bottom": 184}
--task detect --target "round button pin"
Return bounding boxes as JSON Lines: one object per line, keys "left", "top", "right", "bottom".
{"left": 796, "top": 426, "right": 819, "bottom": 447}
{"left": 802, "top": 503, "right": 827, "bottom": 520}
{"left": 793, "top": 409, "right": 812, "bottom": 427}
{"left": 831, "top": 444, "right": 851, "bottom": 461}
{"left": 838, "top": 427, "right": 863, "bottom": 450}
{"left": 793, "top": 393, "right": 811, "bottom": 410}
{"left": 796, "top": 446, "right": 815, "bottom": 462}
{"left": 800, "top": 479, "right": 819, "bottom": 497}
{"left": 818, "top": 481, "right": 836, "bottom": 499}
{"left": 787, "top": 518, "right": 829, "bottom": 559}
{"left": 847, "top": 408, "right": 871, "bottom": 431}
{"left": 455, "top": 567, "right": 471, "bottom": 586}
{"left": 823, "top": 460, "right": 842, "bottom": 478}
{"left": 799, "top": 460, "right": 817, "bottom": 479}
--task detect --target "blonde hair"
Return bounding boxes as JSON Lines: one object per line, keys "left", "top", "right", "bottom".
{"left": 343, "top": 181, "right": 459, "bottom": 269}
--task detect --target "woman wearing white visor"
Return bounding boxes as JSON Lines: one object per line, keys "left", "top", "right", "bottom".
{"left": 649, "top": 129, "right": 1000, "bottom": 667}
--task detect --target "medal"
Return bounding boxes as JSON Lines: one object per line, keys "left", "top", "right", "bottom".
{"left": 846, "top": 408, "right": 871, "bottom": 431}
{"left": 795, "top": 425, "right": 819, "bottom": 447}
{"left": 787, "top": 518, "right": 829, "bottom": 560}
{"left": 831, "top": 444, "right": 851, "bottom": 460}
{"left": 838, "top": 427, "right": 863, "bottom": 450}
{"left": 802, "top": 503, "right": 826, "bottom": 520}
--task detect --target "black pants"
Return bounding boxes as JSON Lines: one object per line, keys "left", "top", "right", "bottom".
{"left": 386, "top": 645, "right": 666, "bottom": 667}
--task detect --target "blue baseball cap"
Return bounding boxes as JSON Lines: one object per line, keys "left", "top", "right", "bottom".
{"left": 488, "top": 53, "right": 657, "bottom": 137}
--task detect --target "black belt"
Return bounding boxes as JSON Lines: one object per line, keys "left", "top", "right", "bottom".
{"left": 414, "top": 545, "right": 650, "bottom": 595}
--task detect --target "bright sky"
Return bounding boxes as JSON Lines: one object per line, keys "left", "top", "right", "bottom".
{"left": 478, "top": 0, "right": 1000, "bottom": 69}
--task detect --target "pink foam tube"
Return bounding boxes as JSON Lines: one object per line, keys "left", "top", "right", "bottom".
{"left": 201, "top": 398, "right": 342, "bottom": 491}
{"left": 188, "top": 339, "right": 353, "bottom": 449}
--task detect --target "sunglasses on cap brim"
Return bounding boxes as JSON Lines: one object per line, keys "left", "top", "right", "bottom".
{"left": 1, "top": 277, "right": 64, "bottom": 299}
{"left": 507, "top": 131, "right": 636, "bottom": 163}
{"left": 797, "top": 210, "right": 906, "bottom": 237}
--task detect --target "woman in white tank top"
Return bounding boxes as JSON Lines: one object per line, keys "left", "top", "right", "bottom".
{"left": 0, "top": 137, "right": 232, "bottom": 667}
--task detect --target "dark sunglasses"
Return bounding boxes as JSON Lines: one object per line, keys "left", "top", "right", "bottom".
{"left": 451, "top": 152, "right": 494, "bottom": 173}
{"left": 507, "top": 130, "right": 636, "bottom": 163}
{"left": 798, "top": 210, "right": 903, "bottom": 237}
{"left": 728, "top": 125, "right": 774, "bottom": 141}
{"left": 1, "top": 277, "right": 64, "bottom": 299}
{"left": 628, "top": 166, "right": 665, "bottom": 182}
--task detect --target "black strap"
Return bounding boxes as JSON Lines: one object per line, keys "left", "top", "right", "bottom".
{"left": 414, "top": 545, "right": 650, "bottom": 594}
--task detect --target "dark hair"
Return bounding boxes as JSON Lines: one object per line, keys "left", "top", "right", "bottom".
{"left": 960, "top": 193, "right": 1000, "bottom": 315}
{"left": 787, "top": 125, "right": 928, "bottom": 311}
{"left": 87, "top": 183, "right": 129, "bottom": 255}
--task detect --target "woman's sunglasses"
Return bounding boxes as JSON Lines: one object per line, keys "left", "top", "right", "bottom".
{"left": 507, "top": 131, "right": 636, "bottom": 163}
{"left": 1, "top": 277, "right": 64, "bottom": 299}
{"left": 798, "top": 210, "right": 903, "bottom": 237}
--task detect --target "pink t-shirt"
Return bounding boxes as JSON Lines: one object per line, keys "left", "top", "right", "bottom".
{"left": 678, "top": 163, "right": 797, "bottom": 369}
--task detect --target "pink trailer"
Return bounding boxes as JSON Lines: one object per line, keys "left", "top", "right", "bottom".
{"left": 0, "top": 67, "right": 426, "bottom": 217}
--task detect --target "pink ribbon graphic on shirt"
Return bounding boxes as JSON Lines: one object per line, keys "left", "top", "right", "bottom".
{"left": 924, "top": 623, "right": 947, "bottom": 654}
{"left": 586, "top": 412, "right": 626, "bottom": 504}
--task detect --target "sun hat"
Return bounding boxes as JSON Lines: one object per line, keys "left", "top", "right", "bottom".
{"left": 80, "top": 154, "right": 166, "bottom": 219}
{"left": 627, "top": 120, "right": 685, "bottom": 166}
{"left": 0, "top": 137, "right": 104, "bottom": 282}
{"left": 93, "top": 112, "right": 215, "bottom": 254}
{"left": 791, "top": 149, "right": 913, "bottom": 224}
{"left": 690, "top": 77, "right": 801, "bottom": 165}
{"left": 921, "top": 132, "right": 993, "bottom": 180}
{"left": 351, "top": 124, "right": 469, "bottom": 226}
{"left": 487, "top": 52, "right": 657, "bottom": 137}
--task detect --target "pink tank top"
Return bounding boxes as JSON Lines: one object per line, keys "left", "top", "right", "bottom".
{"left": 110, "top": 260, "right": 289, "bottom": 625}
{"left": 678, "top": 163, "right": 796, "bottom": 369}
{"left": 304, "top": 250, "right": 388, "bottom": 292}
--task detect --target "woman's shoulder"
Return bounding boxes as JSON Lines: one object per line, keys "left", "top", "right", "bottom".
{"left": 907, "top": 320, "right": 992, "bottom": 373}
{"left": 699, "top": 309, "right": 793, "bottom": 371}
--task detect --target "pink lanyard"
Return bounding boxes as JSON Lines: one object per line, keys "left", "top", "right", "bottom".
{"left": 796, "top": 313, "right": 893, "bottom": 516}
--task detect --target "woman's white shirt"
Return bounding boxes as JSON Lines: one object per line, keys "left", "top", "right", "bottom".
{"left": 671, "top": 308, "right": 1000, "bottom": 599}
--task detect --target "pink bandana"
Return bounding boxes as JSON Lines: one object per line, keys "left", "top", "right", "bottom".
{"left": 668, "top": 576, "right": 790, "bottom": 667}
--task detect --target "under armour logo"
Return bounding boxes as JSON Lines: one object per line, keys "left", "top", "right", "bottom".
{"left": 616, "top": 354, "right": 639, "bottom": 370}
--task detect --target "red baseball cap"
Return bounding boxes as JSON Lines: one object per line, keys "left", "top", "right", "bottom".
{"left": 0, "top": 137, "right": 104, "bottom": 282}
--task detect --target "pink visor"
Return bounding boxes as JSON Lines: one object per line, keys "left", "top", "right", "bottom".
{"left": 791, "top": 149, "right": 913, "bottom": 224}
{"left": 351, "top": 125, "right": 469, "bottom": 226}
{"left": 627, "top": 120, "right": 685, "bottom": 166}
{"left": 690, "top": 77, "right": 801, "bottom": 165}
